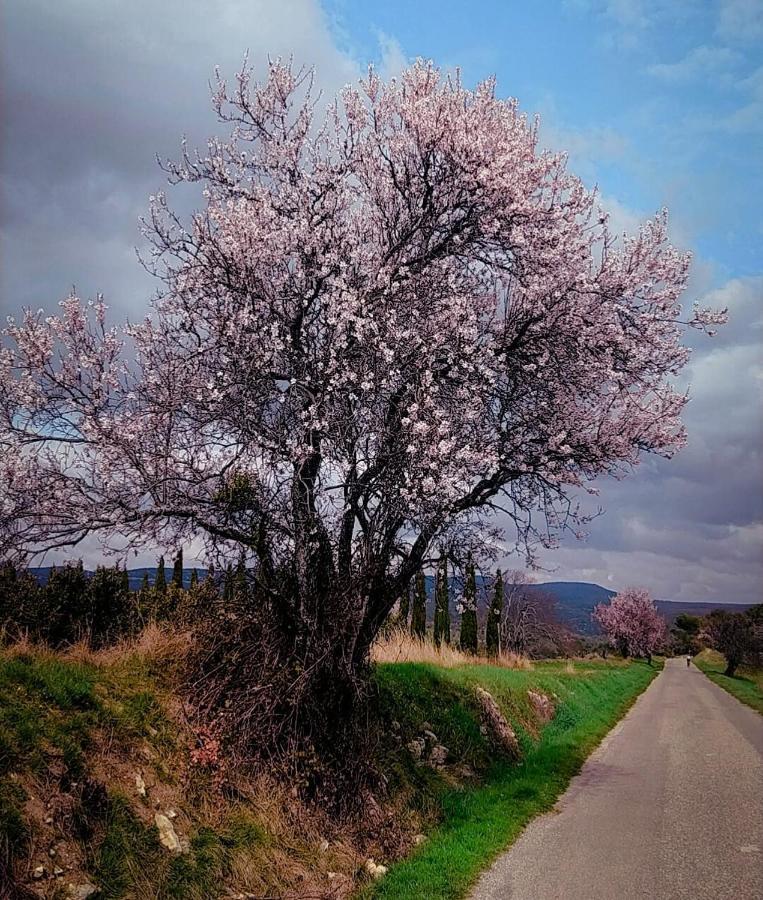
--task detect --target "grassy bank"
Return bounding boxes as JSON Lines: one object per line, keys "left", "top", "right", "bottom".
{"left": 365, "top": 656, "right": 658, "bottom": 900}
{"left": 0, "top": 632, "right": 658, "bottom": 899}
{"left": 694, "top": 649, "right": 763, "bottom": 715}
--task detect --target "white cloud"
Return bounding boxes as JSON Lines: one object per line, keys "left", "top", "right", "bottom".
{"left": 647, "top": 45, "right": 739, "bottom": 82}
{"left": 377, "top": 32, "right": 409, "bottom": 80}
{"left": 717, "top": 0, "right": 763, "bottom": 43}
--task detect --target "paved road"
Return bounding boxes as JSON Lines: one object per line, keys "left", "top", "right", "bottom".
{"left": 471, "top": 659, "right": 763, "bottom": 900}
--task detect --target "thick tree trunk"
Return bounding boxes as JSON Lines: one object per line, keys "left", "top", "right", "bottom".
{"left": 724, "top": 659, "right": 739, "bottom": 677}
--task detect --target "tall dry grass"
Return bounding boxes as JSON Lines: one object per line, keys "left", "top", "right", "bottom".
{"left": 371, "top": 630, "right": 532, "bottom": 670}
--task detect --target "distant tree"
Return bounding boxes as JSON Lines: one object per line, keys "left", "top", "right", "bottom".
{"left": 120, "top": 565, "right": 130, "bottom": 598}
{"left": 486, "top": 569, "right": 504, "bottom": 655}
{"left": 139, "top": 571, "right": 150, "bottom": 593}
{"left": 0, "top": 562, "right": 42, "bottom": 640}
{"left": 593, "top": 588, "right": 666, "bottom": 663}
{"left": 703, "top": 610, "right": 753, "bottom": 676}
{"left": 398, "top": 584, "right": 410, "bottom": 627}
{"left": 43, "top": 561, "right": 90, "bottom": 645}
{"left": 154, "top": 556, "right": 167, "bottom": 594}
{"left": 501, "top": 574, "right": 565, "bottom": 658}
{"left": 172, "top": 548, "right": 184, "bottom": 588}
{"left": 222, "top": 563, "right": 235, "bottom": 605}
{"left": 88, "top": 564, "right": 133, "bottom": 646}
{"left": 234, "top": 553, "right": 248, "bottom": 601}
{"left": 190, "top": 568, "right": 199, "bottom": 589}
{"left": 411, "top": 570, "right": 427, "bottom": 641}
{"left": 433, "top": 556, "right": 450, "bottom": 647}
{"left": 670, "top": 613, "right": 701, "bottom": 656}
{"left": 459, "top": 556, "right": 478, "bottom": 654}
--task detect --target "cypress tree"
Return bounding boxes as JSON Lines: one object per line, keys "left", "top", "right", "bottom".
{"left": 459, "top": 555, "right": 478, "bottom": 654}
{"left": 139, "top": 571, "right": 149, "bottom": 593}
{"left": 172, "top": 548, "right": 184, "bottom": 588}
{"left": 222, "top": 563, "right": 234, "bottom": 604}
{"left": 411, "top": 570, "right": 426, "bottom": 640}
{"left": 433, "top": 556, "right": 450, "bottom": 647}
{"left": 120, "top": 565, "right": 130, "bottom": 597}
{"left": 486, "top": 568, "right": 504, "bottom": 656}
{"left": 190, "top": 568, "right": 199, "bottom": 589}
{"left": 399, "top": 584, "right": 410, "bottom": 626}
{"left": 234, "top": 553, "right": 248, "bottom": 599}
{"left": 154, "top": 556, "right": 167, "bottom": 594}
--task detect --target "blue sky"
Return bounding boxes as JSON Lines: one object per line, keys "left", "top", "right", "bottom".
{"left": 325, "top": 0, "right": 762, "bottom": 283}
{"left": 1, "top": 0, "right": 761, "bottom": 603}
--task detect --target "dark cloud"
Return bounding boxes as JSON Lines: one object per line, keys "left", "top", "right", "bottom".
{"left": 535, "top": 276, "right": 763, "bottom": 603}
{"left": 1, "top": 0, "right": 358, "bottom": 314}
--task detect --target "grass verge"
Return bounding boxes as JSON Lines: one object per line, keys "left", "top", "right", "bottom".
{"left": 694, "top": 649, "right": 763, "bottom": 715}
{"left": 365, "top": 658, "right": 659, "bottom": 900}
{"left": 1, "top": 631, "right": 659, "bottom": 899}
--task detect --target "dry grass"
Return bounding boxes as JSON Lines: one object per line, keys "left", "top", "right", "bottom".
{"left": 371, "top": 630, "right": 532, "bottom": 670}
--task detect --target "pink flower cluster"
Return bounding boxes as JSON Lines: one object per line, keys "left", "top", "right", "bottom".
{"left": 0, "top": 59, "right": 724, "bottom": 614}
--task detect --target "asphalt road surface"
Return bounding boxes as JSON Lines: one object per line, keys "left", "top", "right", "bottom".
{"left": 470, "top": 658, "right": 763, "bottom": 900}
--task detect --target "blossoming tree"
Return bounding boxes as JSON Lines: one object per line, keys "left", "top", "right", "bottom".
{"left": 0, "top": 59, "right": 722, "bottom": 745}
{"left": 593, "top": 588, "right": 667, "bottom": 662}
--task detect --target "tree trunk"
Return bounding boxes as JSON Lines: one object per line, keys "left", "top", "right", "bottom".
{"left": 724, "top": 659, "right": 739, "bottom": 677}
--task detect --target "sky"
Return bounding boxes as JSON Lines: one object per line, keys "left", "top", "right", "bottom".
{"left": 1, "top": 0, "right": 761, "bottom": 604}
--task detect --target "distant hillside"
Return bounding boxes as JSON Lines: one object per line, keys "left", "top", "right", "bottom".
{"left": 526, "top": 582, "right": 616, "bottom": 635}
{"left": 654, "top": 600, "right": 754, "bottom": 625}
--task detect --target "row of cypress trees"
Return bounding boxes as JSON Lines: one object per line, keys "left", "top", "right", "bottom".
{"left": 399, "top": 558, "right": 506, "bottom": 655}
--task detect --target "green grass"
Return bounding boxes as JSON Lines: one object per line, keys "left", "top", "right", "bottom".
{"left": 0, "top": 645, "right": 659, "bottom": 899}
{"left": 365, "top": 658, "right": 659, "bottom": 900}
{"left": 0, "top": 646, "right": 283, "bottom": 899}
{"left": 694, "top": 649, "right": 763, "bottom": 715}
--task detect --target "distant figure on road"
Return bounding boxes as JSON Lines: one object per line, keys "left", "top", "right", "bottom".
{"left": 687, "top": 655, "right": 691, "bottom": 668}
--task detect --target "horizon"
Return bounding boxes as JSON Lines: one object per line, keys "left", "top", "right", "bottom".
{"left": 24, "top": 563, "right": 756, "bottom": 607}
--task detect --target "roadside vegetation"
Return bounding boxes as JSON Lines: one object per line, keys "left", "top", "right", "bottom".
{"left": 0, "top": 625, "right": 657, "bottom": 899}
{"left": 694, "top": 649, "right": 763, "bottom": 715}
{"left": 366, "top": 652, "right": 658, "bottom": 900}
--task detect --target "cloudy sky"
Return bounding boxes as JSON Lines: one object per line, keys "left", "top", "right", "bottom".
{"left": 1, "top": 0, "right": 761, "bottom": 603}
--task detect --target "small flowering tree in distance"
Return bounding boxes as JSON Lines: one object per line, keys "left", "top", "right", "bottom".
{"left": 0, "top": 59, "right": 723, "bottom": 755}
{"left": 593, "top": 588, "right": 667, "bottom": 663}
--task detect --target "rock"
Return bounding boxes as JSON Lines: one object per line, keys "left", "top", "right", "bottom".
{"left": 166, "top": 808, "right": 177, "bottom": 819}
{"left": 319, "top": 839, "right": 329, "bottom": 852}
{"left": 364, "top": 858, "right": 388, "bottom": 879}
{"left": 413, "top": 833, "right": 426, "bottom": 845}
{"left": 422, "top": 729, "right": 438, "bottom": 743}
{"left": 49, "top": 846, "right": 57, "bottom": 857}
{"left": 390, "top": 719, "right": 401, "bottom": 732}
{"left": 475, "top": 687, "right": 521, "bottom": 759}
{"left": 528, "top": 689, "right": 555, "bottom": 723}
{"left": 68, "top": 884, "right": 98, "bottom": 900}
{"left": 54, "top": 867, "right": 64, "bottom": 877}
{"left": 327, "top": 871, "right": 336, "bottom": 880}
{"left": 44, "top": 815, "right": 54, "bottom": 824}
{"left": 406, "top": 737, "right": 426, "bottom": 759}
{"left": 421, "top": 722, "right": 433, "bottom": 732}
{"left": 155, "top": 813, "right": 182, "bottom": 853}
{"left": 135, "top": 773, "right": 147, "bottom": 797}
{"left": 429, "top": 744, "right": 449, "bottom": 767}
{"left": 33, "top": 866, "right": 45, "bottom": 879}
